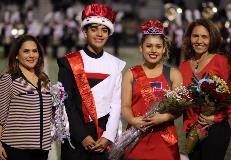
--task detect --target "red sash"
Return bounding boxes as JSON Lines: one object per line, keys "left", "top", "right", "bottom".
{"left": 131, "top": 65, "right": 177, "bottom": 145}
{"left": 130, "top": 65, "right": 156, "bottom": 111}
{"left": 66, "top": 52, "right": 103, "bottom": 138}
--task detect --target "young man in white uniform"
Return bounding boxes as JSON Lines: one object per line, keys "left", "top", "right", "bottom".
{"left": 57, "top": 3, "right": 126, "bottom": 160}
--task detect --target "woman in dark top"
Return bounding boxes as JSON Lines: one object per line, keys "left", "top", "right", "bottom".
{"left": 0, "top": 35, "right": 52, "bottom": 160}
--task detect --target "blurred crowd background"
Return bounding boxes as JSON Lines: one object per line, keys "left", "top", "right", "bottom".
{"left": 0, "top": 1, "right": 231, "bottom": 159}
{"left": 0, "top": 0, "right": 231, "bottom": 67}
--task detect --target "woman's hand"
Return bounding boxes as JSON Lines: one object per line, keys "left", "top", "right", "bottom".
{"left": 130, "top": 116, "right": 147, "bottom": 132}
{"left": 198, "top": 113, "right": 215, "bottom": 126}
{"left": 142, "top": 113, "right": 171, "bottom": 129}
{"left": 0, "top": 142, "right": 7, "bottom": 160}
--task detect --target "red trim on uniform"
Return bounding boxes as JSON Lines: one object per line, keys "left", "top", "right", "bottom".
{"left": 86, "top": 73, "right": 109, "bottom": 79}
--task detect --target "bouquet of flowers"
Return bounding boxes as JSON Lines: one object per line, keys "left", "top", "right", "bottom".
{"left": 108, "top": 86, "right": 193, "bottom": 160}
{"left": 186, "top": 74, "right": 231, "bottom": 153}
{"left": 50, "top": 82, "right": 75, "bottom": 148}
{"left": 158, "top": 86, "right": 194, "bottom": 114}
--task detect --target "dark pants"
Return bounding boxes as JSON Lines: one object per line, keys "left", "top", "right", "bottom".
{"left": 61, "top": 115, "right": 109, "bottom": 160}
{"left": 61, "top": 139, "right": 108, "bottom": 160}
{"left": 188, "top": 121, "right": 231, "bottom": 160}
{"left": 2, "top": 142, "right": 48, "bottom": 160}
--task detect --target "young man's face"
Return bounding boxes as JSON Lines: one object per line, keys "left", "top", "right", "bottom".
{"left": 83, "top": 24, "right": 110, "bottom": 53}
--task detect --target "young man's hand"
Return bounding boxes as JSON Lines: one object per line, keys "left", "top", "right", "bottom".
{"left": 91, "top": 137, "right": 109, "bottom": 152}
{"left": 81, "top": 136, "right": 96, "bottom": 150}
{"left": 0, "top": 142, "right": 7, "bottom": 160}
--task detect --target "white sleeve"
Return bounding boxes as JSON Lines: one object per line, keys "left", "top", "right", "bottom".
{"left": 101, "top": 71, "right": 122, "bottom": 143}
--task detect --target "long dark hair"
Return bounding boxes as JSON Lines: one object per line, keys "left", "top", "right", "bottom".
{"left": 182, "top": 19, "right": 221, "bottom": 60}
{"left": 182, "top": 19, "right": 231, "bottom": 81}
{"left": 8, "top": 35, "right": 49, "bottom": 87}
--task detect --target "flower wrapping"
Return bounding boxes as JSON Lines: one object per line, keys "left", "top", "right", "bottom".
{"left": 186, "top": 74, "right": 231, "bottom": 153}
{"left": 108, "top": 86, "right": 193, "bottom": 160}
{"left": 50, "top": 82, "right": 75, "bottom": 148}
{"left": 108, "top": 101, "right": 160, "bottom": 160}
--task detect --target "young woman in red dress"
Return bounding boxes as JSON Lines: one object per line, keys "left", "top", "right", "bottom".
{"left": 179, "top": 19, "right": 231, "bottom": 160}
{"left": 121, "top": 20, "right": 182, "bottom": 160}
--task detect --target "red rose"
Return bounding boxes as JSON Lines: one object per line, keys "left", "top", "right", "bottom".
{"left": 200, "top": 81, "right": 210, "bottom": 91}
{"left": 212, "top": 92, "right": 227, "bottom": 102}
{"left": 208, "top": 83, "right": 216, "bottom": 90}
{"left": 201, "top": 81, "right": 216, "bottom": 93}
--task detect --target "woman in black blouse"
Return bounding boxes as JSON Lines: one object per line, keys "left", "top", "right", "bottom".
{"left": 0, "top": 35, "right": 52, "bottom": 160}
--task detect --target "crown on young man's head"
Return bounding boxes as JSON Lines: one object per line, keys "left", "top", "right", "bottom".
{"left": 139, "top": 20, "right": 164, "bottom": 35}
{"left": 81, "top": 3, "right": 116, "bottom": 35}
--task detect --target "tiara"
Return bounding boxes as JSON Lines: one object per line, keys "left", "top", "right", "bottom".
{"left": 139, "top": 20, "right": 164, "bottom": 35}
{"left": 143, "top": 27, "right": 163, "bottom": 35}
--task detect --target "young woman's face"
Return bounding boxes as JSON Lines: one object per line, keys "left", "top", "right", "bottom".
{"left": 16, "top": 40, "right": 39, "bottom": 71}
{"left": 140, "top": 35, "right": 166, "bottom": 64}
{"left": 190, "top": 25, "right": 210, "bottom": 55}
{"left": 84, "top": 24, "right": 109, "bottom": 53}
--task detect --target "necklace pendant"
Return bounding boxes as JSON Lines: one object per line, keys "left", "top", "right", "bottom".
{"left": 194, "top": 61, "right": 199, "bottom": 74}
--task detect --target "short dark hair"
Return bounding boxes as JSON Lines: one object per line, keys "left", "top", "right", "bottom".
{"left": 182, "top": 19, "right": 221, "bottom": 60}
{"left": 83, "top": 23, "right": 110, "bottom": 35}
